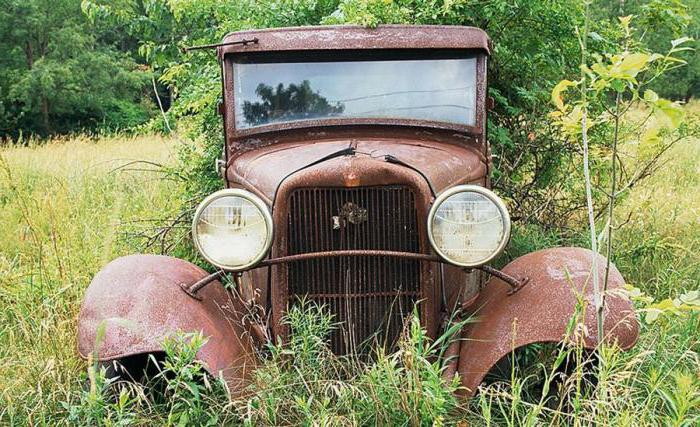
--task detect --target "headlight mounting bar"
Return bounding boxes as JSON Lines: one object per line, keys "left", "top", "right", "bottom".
{"left": 181, "top": 249, "right": 529, "bottom": 298}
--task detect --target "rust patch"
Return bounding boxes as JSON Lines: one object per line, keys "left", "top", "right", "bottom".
{"left": 219, "top": 25, "right": 490, "bottom": 57}
{"left": 227, "top": 135, "right": 487, "bottom": 204}
{"left": 77, "top": 255, "right": 257, "bottom": 394}
{"left": 457, "top": 247, "right": 640, "bottom": 396}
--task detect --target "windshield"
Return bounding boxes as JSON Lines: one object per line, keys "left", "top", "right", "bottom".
{"left": 233, "top": 54, "right": 477, "bottom": 130}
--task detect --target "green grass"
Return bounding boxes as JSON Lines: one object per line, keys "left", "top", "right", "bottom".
{"left": 0, "top": 123, "right": 698, "bottom": 425}
{"left": 614, "top": 134, "right": 700, "bottom": 298}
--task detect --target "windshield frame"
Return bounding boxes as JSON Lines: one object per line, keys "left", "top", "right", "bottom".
{"left": 223, "top": 49, "right": 487, "bottom": 138}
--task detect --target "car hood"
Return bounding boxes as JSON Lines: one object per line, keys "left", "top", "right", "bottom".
{"left": 226, "top": 138, "right": 487, "bottom": 204}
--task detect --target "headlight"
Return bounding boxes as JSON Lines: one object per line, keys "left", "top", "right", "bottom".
{"left": 427, "top": 185, "right": 510, "bottom": 267}
{"left": 192, "top": 189, "right": 273, "bottom": 271}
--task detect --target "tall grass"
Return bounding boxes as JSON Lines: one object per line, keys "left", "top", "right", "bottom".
{"left": 0, "top": 121, "right": 698, "bottom": 424}
{"left": 0, "top": 135, "right": 181, "bottom": 423}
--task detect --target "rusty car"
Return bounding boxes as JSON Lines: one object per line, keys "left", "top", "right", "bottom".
{"left": 78, "top": 25, "right": 639, "bottom": 396}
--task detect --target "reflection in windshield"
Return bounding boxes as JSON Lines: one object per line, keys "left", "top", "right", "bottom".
{"left": 242, "top": 80, "right": 345, "bottom": 126}
{"left": 234, "top": 57, "right": 477, "bottom": 129}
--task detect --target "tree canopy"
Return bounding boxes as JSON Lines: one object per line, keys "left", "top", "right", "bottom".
{"left": 0, "top": 0, "right": 152, "bottom": 137}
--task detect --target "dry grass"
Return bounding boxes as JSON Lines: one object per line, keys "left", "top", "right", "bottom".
{"left": 0, "top": 135, "right": 180, "bottom": 423}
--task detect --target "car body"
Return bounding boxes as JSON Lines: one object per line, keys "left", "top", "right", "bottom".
{"left": 77, "top": 25, "right": 639, "bottom": 396}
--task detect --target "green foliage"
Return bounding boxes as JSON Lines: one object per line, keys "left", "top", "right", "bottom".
{"left": 595, "top": 0, "right": 699, "bottom": 101}
{"left": 159, "top": 333, "right": 227, "bottom": 426}
{"left": 63, "top": 331, "right": 226, "bottom": 426}
{"left": 0, "top": 0, "right": 153, "bottom": 137}
{"left": 64, "top": 362, "right": 139, "bottom": 426}
{"left": 67, "top": 1, "right": 699, "bottom": 232}
{"left": 2, "top": 1, "right": 698, "bottom": 226}
{"left": 85, "top": 0, "right": 574, "bottom": 231}
{"left": 550, "top": 15, "right": 696, "bottom": 256}
{"left": 629, "top": 287, "right": 700, "bottom": 324}
{"left": 242, "top": 301, "right": 463, "bottom": 425}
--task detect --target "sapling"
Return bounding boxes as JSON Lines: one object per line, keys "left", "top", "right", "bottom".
{"left": 551, "top": 12, "right": 691, "bottom": 343}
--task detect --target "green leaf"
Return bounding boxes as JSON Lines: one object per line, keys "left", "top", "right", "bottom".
{"left": 648, "top": 53, "right": 664, "bottom": 63}
{"left": 678, "top": 290, "right": 700, "bottom": 305}
{"left": 644, "top": 89, "right": 659, "bottom": 102}
{"left": 645, "top": 308, "right": 662, "bottom": 323}
{"left": 618, "top": 15, "right": 633, "bottom": 30}
{"left": 671, "top": 36, "right": 693, "bottom": 48}
{"left": 619, "top": 53, "right": 650, "bottom": 77}
{"left": 656, "top": 99, "right": 685, "bottom": 128}
{"left": 589, "top": 32, "right": 604, "bottom": 42}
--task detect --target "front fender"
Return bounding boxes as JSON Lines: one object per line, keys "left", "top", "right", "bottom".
{"left": 458, "top": 247, "right": 639, "bottom": 396}
{"left": 77, "top": 255, "right": 257, "bottom": 392}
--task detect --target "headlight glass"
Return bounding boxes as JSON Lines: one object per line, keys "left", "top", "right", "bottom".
{"left": 192, "top": 189, "right": 272, "bottom": 271}
{"left": 428, "top": 185, "right": 510, "bottom": 267}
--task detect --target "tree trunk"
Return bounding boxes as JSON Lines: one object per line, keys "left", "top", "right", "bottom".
{"left": 41, "top": 96, "right": 50, "bottom": 134}
{"left": 24, "top": 41, "right": 34, "bottom": 69}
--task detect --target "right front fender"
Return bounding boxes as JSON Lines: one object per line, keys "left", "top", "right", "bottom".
{"left": 78, "top": 254, "right": 257, "bottom": 393}
{"left": 457, "top": 247, "right": 639, "bottom": 396}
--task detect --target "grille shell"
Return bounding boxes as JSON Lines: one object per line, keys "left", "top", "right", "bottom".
{"left": 286, "top": 186, "right": 422, "bottom": 355}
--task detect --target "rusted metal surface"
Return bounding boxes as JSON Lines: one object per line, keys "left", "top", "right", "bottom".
{"left": 457, "top": 247, "right": 640, "bottom": 397}
{"left": 441, "top": 313, "right": 464, "bottom": 383}
{"left": 287, "top": 186, "right": 421, "bottom": 355}
{"left": 262, "top": 250, "right": 437, "bottom": 265}
{"left": 182, "top": 250, "right": 519, "bottom": 299}
{"left": 77, "top": 255, "right": 257, "bottom": 393}
{"left": 219, "top": 25, "right": 490, "bottom": 57}
{"left": 227, "top": 136, "right": 487, "bottom": 205}
{"left": 476, "top": 265, "right": 529, "bottom": 293}
{"left": 185, "top": 251, "right": 444, "bottom": 298}
{"left": 231, "top": 116, "right": 487, "bottom": 140}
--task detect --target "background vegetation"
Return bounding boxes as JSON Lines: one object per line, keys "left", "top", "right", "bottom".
{"left": 0, "top": 0, "right": 157, "bottom": 136}
{"left": 0, "top": 0, "right": 698, "bottom": 425}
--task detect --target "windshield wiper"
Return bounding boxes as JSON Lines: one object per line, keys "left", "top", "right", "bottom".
{"left": 184, "top": 38, "right": 259, "bottom": 52}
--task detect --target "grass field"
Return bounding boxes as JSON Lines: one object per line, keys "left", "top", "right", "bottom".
{"left": 0, "top": 135, "right": 182, "bottom": 423}
{"left": 0, "top": 126, "right": 698, "bottom": 425}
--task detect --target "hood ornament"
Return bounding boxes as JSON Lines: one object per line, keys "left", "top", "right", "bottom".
{"left": 333, "top": 202, "right": 368, "bottom": 229}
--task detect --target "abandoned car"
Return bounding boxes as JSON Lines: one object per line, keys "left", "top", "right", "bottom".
{"left": 78, "top": 25, "right": 639, "bottom": 396}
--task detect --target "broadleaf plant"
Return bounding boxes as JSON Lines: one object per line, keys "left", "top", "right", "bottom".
{"left": 551, "top": 12, "right": 694, "bottom": 342}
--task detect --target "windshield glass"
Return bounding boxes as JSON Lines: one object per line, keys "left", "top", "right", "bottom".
{"left": 233, "top": 54, "right": 477, "bottom": 129}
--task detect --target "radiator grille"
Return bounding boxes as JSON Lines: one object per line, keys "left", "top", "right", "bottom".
{"left": 287, "top": 186, "right": 421, "bottom": 355}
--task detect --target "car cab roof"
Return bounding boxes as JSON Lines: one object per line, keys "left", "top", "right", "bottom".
{"left": 218, "top": 25, "right": 491, "bottom": 58}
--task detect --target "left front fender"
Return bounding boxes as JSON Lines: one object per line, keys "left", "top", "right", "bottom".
{"left": 77, "top": 254, "right": 257, "bottom": 393}
{"left": 457, "top": 247, "right": 639, "bottom": 396}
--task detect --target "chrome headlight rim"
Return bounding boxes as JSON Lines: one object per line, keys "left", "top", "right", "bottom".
{"left": 427, "top": 184, "right": 511, "bottom": 267}
{"left": 191, "top": 188, "right": 273, "bottom": 271}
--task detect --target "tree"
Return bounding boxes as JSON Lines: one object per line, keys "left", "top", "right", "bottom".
{"left": 242, "top": 81, "right": 345, "bottom": 127}
{"left": 0, "top": 0, "right": 151, "bottom": 137}
{"left": 593, "top": 0, "right": 698, "bottom": 101}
